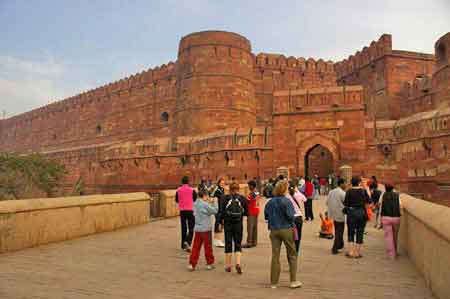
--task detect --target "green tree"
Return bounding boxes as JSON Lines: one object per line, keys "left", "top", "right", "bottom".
{"left": 0, "top": 153, "right": 67, "bottom": 200}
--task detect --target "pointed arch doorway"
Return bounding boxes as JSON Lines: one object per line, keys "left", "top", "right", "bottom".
{"left": 304, "top": 144, "right": 335, "bottom": 178}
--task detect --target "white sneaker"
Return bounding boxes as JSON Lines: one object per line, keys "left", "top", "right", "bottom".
{"left": 206, "top": 264, "right": 215, "bottom": 270}
{"left": 270, "top": 285, "right": 278, "bottom": 289}
{"left": 183, "top": 242, "right": 191, "bottom": 252}
{"left": 214, "top": 239, "right": 225, "bottom": 248}
{"left": 289, "top": 281, "right": 303, "bottom": 289}
{"left": 187, "top": 264, "right": 195, "bottom": 271}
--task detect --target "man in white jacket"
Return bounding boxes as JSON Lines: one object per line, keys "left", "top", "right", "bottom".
{"left": 326, "top": 178, "right": 346, "bottom": 254}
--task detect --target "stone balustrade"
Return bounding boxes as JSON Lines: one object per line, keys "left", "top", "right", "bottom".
{"left": 0, "top": 193, "right": 150, "bottom": 253}
{"left": 158, "top": 189, "right": 179, "bottom": 217}
{"left": 399, "top": 193, "right": 450, "bottom": 299}
{"left": 0, "top": 184, "right": 250, "bottom": 254}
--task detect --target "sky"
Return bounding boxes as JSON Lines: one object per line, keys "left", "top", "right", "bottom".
{"left": 0, "top": 0, "right": 449, "bottom": 118}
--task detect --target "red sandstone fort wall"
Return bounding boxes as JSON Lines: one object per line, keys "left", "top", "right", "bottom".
{"left": 271, "top": 86, "right": 366, "bottom": 177}
{"left": 1, "top": 30, "right": 449, "bottom": 206}
{"left": 46, "top": 127, "right": 275, "bottom": 194}
{"left": 0, "top": 62, "right": 178, "bottom": 153}
{"left": 335, "top": 34, "right": 435, "bottom": 120}
{"left": 254, "top": 54, "right": 336, "bottom": 126}
{"left": 175, "top": 31, "right": 257, "bottom": 136}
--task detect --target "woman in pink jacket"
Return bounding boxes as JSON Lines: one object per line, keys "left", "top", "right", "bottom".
{"left": 287, "top": 181, "right": 307, "bottom": 255}
{"left": 175, "top": 176, "right": 198, "bottom": 252}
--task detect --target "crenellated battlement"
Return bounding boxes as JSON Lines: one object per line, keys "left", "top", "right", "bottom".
{"left": 334, "top": 34, "right": 392, "bottom": 79}
{"left": 1, "top": 61, "right": 178, "bottom": 127}
{"left": 2, "top": 30, "right": 449, "bottom": 207}
{"left": 255, "top": 53, "right": 334, "bottom": 73}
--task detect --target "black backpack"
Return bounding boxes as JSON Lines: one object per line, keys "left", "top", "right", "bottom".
{"left": 264, "top": 183, "right": 273, "bottom": 198}
{"left": 225, "top": 196, "right": 243, "bottom": 222}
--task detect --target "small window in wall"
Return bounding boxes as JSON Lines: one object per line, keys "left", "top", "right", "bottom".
{"left": 161, "top": 112, "right": 169, "bottom": 122}
{"left": 437, "top": 43, "right": 447, "bottom": 64}
{"left": 96, "top": 124, "right": 102, "bottom": 133}
{"left": 264, "top": 127, "right": 269, "bottom": 145}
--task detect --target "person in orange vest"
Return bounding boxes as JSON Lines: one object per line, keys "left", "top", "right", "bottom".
{"left": 319, "top": 212, "right": 334, "bottom": 239}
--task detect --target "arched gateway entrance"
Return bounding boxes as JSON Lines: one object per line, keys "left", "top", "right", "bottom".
{"left": 304, "top": 144, "right": 334, "bottom": 178}
{"left": 296, "top": 133, "right": 339, "bottom": 178}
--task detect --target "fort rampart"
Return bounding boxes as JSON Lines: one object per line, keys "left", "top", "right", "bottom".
{"left": 0, "top": 31, "right": 449, "bottom": 205}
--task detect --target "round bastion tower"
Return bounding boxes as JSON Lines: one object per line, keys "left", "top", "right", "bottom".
{"left": 174, "top": 31, "right": 256, "bottom": 136}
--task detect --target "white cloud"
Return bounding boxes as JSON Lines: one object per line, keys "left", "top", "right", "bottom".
{"left": 0, "top": 55, "right": 71, "bottom": 117}
{"left": 0, "top": 55, "right": 64, "bottom": 77}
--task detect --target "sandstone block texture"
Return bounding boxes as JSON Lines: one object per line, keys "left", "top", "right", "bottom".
{"left": 175, "top": 31, "right": 256, "bottom": 136}
{"left": 1, "top": 31, "right": 450, "bottom": 207}
{"left": 0, "top": 193, "right": 150, "bottom": 253}
{"left": 158, "top": 190, "right": 179, "bottom": 217}
{"left": 399, "top": 193, "right": 450, "bottom": 299}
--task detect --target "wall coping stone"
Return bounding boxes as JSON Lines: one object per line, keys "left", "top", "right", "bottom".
{"left": 0, "top": 192, "right": 150, "bottom": 214}
{"left": 400, "top": 193, "right": 450, "bottom": 243}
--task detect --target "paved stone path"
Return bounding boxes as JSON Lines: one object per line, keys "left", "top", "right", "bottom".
{"left": 0, "top": 198, "right": 434, "bottom": 299}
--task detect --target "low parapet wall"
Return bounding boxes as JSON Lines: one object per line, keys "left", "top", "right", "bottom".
{"left": 0, "top": 193, "right": 150, "bottom": 253}
{"left": 399, "top": 193, "right": 450, "bottom": 299}
{"left": 159, "top": 190, "right": 179, "bottom": 217}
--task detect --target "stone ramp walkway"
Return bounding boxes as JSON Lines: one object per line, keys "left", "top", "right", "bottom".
{"left": 0, "top": 198, "right": 434, "bottom": 299}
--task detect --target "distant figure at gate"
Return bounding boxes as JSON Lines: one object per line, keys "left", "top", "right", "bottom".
{"left": 175, "top": 176, "right": 197, "bottom": 252}
{"left": 319, "top": 177, "right": 327, "bottom": 195}
{"left": 304, "top": 177, "right": 315, "bottom": 221}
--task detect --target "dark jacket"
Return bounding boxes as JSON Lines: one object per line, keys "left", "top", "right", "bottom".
{"left": 381, "top": 191, "right": 401, "bottom": 217}
{"left": 371, "top": 189, "right": 382, "bottom": 205}
{"left": 219, "top": 193, "right": 248, "bottom": 223}
{"left": 212, "top": 186, "right": 225, "bottom": 222}
{"left": 212, "top": 186, "right": 225, "bottom": 201}
{"left": 264, "top": 196, "right": 295, "bottom": 230}
{"left": 344, "top": 188, "right": 370, "bottom": 209}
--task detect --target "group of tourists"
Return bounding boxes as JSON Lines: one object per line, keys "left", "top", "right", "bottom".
{"left": 176, "top": 176, "right": 256, "bottom": 274}
{"left": 326, "top": 175, "right": 402, "bottom": 259}
{"left": 174, "top": 173, "right": 402, "bottom": 289}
